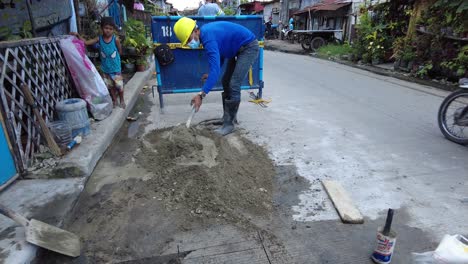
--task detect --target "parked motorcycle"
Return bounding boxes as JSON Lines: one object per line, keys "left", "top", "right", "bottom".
{"left": 438, "top": 78, "right": 468, "bottom": 145}
{"left": 281, "top": 26, "right": 292, "bottom": 41}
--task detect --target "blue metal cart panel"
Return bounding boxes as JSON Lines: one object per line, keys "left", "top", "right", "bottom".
{"left": 0, "top": 122, "right": 16, "bottom": 186}
{"left": 151, "top": 16, "right": 264, "bottom": 109}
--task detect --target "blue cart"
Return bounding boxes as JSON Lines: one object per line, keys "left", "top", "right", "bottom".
{"left": 151, "top": 16, "right": 265, "bottom": 109}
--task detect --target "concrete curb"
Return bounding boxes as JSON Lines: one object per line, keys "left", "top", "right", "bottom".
{"left": 264, "top": 45, "right": 307, "bottom": 55}
{"left": 264, "top": 46, "right": 457, "bottom": 92}
{"left": 29, "top": 67, "right": 154, "bottom": 179}
{"left": 312, "top": 56, "right": 458, "bottom": 92}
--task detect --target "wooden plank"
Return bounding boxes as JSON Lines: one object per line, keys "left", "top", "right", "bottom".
{"left": 182, "top": 248, "right": 269, "bottom": 264}
{"left": 322, "top": 180, "right": 364, "bottom": 224}
{"left": 183, "top": 239, "right": 261, "bottom": 259}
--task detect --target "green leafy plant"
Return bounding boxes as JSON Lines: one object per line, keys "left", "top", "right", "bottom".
{"left": 136, "top": 57, "right": 148, "bottom": 66}
{"left": 123, "top": 37, "right": 138, "bottom": 48}
{"left": 0, "top": 26, "right": 20, "bottom": 41}
{"left": 416, "top": 63, "right": 433, "bottom": 78}
{"left": 317, "top": 43, "right": 353, "bottom": 58}
{"left": 391, "top": 37, "right": 406, "bottom": 59}
{"left": 223, "top": 7, "right": 236, "bottom": 15}
{"left": 122, "top": 58, "right": 135, "bottom": 64}
{"left": 21, "top": 21, "right": 33, "bottom": 39}
{"left": 123, "top": 19, "right": 153, "bottom": 55}
{"left": 354, "top": 12, "right": 389, "bottom": 63}
{"left": 440, "top": 45, "right": 468, "bottom": 77}
{"left": 434, "top": 0, "right": 468, "bottom": 14}
{"left": 401, "top": 46, "right": 415, "bottom": 62}
{"left": 145, "top": 4, "right": 167, "bottom": 16}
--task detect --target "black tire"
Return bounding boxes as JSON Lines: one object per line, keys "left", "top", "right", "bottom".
{"left": 438, "top": 89, "right": 468, "bottom": 145}
{"left": 310, "top": 37, "right": 326, "bottom": 51}
{"left": 301, "top": 37, "right": 311, "bottom": 51}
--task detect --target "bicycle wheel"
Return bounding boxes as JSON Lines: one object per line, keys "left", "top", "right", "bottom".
{"left": 438, "top": 89, "right": 468, "bottom": 145}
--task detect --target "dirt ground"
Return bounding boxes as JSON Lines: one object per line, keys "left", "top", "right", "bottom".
{"left": 39, "top": 119, "right": 279, "bottom": 263}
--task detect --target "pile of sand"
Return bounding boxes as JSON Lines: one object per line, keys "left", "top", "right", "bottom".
{"left": 136, "top": 125, "right": 275, "bottom": 223}
{"left": 40, "top": 125, "right": 276, "bottom": 263}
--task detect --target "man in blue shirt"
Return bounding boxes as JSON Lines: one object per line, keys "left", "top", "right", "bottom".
{"left": 174, "top": 17, "right": 259, "bottom": 136}
{"left": 198, "top": 0, "right": 225, "bottom": 16}
{"left": 289, "top": 16, "right": 294, "bottom": 30}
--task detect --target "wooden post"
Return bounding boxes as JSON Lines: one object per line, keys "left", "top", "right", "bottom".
{"left": 74, "top": 0, "right": 81, "bottom": 33}
{"left": 25, "top": 0, "right": 37, "bottom": 37}
{"left": 406, "top": 0, "right": 437, "bottom": 41}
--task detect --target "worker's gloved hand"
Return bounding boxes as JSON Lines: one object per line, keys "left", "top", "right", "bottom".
{"left": 201, "top": 74, "right": 208, "bottom": 81}
{"left": 191, "top": 94, "right": 202, "bottom": 112}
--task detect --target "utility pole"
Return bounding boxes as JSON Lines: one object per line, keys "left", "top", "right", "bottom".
{"left": 279, "top": 0, "right": 288, "bottom": 39}
{"left": 237, "top": 0, "right": 241, "bottom": 15}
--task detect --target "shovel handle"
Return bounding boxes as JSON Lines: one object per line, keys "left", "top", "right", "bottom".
{"left": 186, "top": 106, "right": 196, "bottom": 128}
{"left": 382, "top": 209, "right": 394, "bottom": 236}
{"left": 0, "top": 204, "right": 29, "bottom": 227}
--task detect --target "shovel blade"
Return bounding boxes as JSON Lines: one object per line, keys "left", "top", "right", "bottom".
{"left": 26, "top": 219, "right": 80, "bottom": 257}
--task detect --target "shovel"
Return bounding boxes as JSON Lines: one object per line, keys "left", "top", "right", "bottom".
{"left": 0, "top": 204, "right": 80, "bottom": 257}
{"left": 186, "top": 106, "right": 196, "bottom": 128}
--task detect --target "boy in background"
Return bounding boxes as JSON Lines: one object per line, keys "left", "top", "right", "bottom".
{"left": 71, "top": 17, "right": 125, "bottom": 108}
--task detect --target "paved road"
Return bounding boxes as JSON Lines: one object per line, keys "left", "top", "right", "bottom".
{"left": 253, "top": 51, "right": 468, "bottom": 231}
{"left": 145, "top": 50, "right": 468, "bottom": 262}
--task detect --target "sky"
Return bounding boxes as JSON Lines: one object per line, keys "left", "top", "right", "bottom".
{"left": 166, "top": 0, "right": 201, "bottom": 10}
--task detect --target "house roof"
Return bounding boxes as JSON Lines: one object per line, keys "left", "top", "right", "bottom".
{"left": 294, "top": 0, "right": 350, "bottom": 15}
{"left": 239, "top": 1, "right": 265, "bottom": 13}
{"left": 261, "top": 0, "right": 280, "bottom": 5}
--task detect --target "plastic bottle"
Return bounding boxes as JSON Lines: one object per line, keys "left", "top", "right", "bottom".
{"left": 48, "top": 121, "right": 72, "bottom": 147}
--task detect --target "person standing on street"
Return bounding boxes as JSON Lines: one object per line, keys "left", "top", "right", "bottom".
{"left": 173, "top": 17, "right": 259, "bottom": 136}
{"left": 198, "top": 0, "right": 225, "bottom": 16}
{"left": 289, "top": 16, "right": 294, "bottom": 30}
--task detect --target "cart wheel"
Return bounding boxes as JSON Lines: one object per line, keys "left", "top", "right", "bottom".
{"left": 301, "top": 37, "right": 312, "bottom": 51}
{"left": 311, "top": 37, "right": 326, "bottom": 51}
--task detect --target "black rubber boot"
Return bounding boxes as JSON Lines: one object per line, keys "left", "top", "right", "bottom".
{"left": 212, "top": 92, "right": 238, "bottom": 126}
{"left": 223, "top": 92, "right": 238, "bottom": 124}
{"left": 215, "top": 99, "right": 240, "bottom": 136}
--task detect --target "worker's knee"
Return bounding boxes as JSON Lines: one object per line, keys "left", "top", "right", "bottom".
{"left": 229, "top": 90, "right": 241, "bottom": 101}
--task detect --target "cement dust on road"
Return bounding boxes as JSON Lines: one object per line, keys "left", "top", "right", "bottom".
{"left": 40, "top": 125, "right": 277, "bottom": 263}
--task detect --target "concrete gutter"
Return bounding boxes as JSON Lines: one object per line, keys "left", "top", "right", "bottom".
{"left": 0, "top": 66, "right": 154, "bottom": 264}
{"left": 264, "top": 43, "right": 308, "bottom": 55}
{"left": 28, "top": 66, "right": 154, "bottom": 179}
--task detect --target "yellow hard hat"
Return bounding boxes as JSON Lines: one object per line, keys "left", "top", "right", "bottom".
{"left": 174, "top": 17, "right": 196, "bottom": 46}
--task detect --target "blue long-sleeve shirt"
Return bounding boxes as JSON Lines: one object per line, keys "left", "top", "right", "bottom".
{"left": 200, "top": 21, "right": 256, "bottom": 94}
